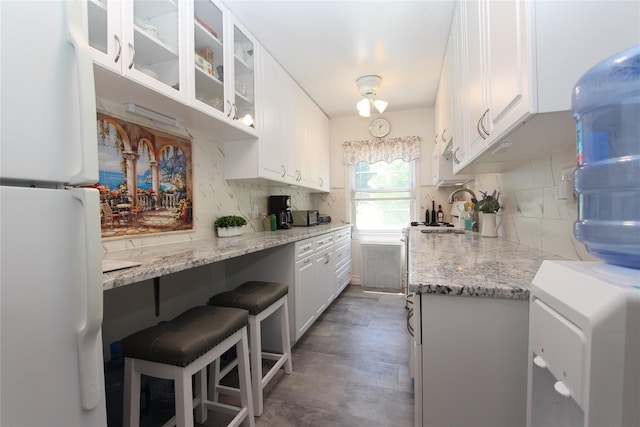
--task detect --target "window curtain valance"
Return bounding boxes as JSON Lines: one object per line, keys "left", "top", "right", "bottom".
{"left": 342, "top": 136, "right": 422, "bottom": 165}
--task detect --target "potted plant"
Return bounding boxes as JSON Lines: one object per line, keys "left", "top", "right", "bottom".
{"left": 214, "top": 215, "right": 248, "bottom": 237}
{"left": 472, "top": 190, "right": 501, "bottom": 214}
{"left": 472, "top": 190, "right": 502, "bottom": 237}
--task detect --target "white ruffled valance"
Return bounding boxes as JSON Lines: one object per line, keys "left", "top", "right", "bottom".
{"left": 342, "top": 136, "right": 422, "bottom": 165}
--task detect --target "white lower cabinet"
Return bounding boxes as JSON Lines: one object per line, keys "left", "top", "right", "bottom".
{"left": 294, "top": 248, "right": 316, "bottom": 339}
{"left": 291, "top": 229, "right": 352, "bottom": 342}
{"left": 224, "top": 228, "right": 351, "bottom": 345}
{"left": 292, "top": 232, "right": 335, "bottom": 340}
{"left": 333, "top": 229, "right": 352, "bottom": 296}
{"left": 414, "top": 292, "right": 529, "bottom": 427}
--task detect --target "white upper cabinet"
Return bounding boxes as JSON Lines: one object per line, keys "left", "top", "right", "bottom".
{"left": 454, "top": 0, "right": 527, "bottom": 173}
{"left": 86, "top": 0, "right": 258, "bottom": 139}
{"left": 230, "top": 19, "right": 256, "bottom": 130}
{"left": 458, "top": 0, "right": 489, "bottom": 169}
{"left": 224, "top": 49, "right": 330, "bottom": 192}
{"left": 484, "top": 0, "right": 529, "bottom": 138}
{"left": 258, "top": 51, "right": 289, "bottom": 182}
{"left": 452, "top": 0, "right": 639, "bottom": 174}
{"left": 187, "top": 0, "right": 257, "bottom": 133}
{"left": 433, "top": 10, "right": 473, "bottom": 187}
{"left": 87, "top": 0, "right": 185, "bottom": 103}
{"left": 190, "top": 0, "right": 227, "bottom": 116}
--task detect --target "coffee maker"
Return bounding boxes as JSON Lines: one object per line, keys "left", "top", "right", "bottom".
{"left": 268, "top": 195, "right": 293, "bottom": 229}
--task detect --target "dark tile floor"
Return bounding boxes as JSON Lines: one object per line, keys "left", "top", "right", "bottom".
{"left": 248, "top": 285, "right": 414, "bottom": 427}
{"left": 106, "top": 284, "right": 414, "bottom": 426}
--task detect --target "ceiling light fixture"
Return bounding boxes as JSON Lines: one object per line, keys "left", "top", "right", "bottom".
{"left": 356, "top": 75, "right": 388, "bottom": 117}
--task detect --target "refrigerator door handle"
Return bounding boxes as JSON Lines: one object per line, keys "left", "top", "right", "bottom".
{"left": 65, "top": 0, "right": 99, "bottom": 186}
{"left": 72, "top": 188, "right": 104, "bottom": 410}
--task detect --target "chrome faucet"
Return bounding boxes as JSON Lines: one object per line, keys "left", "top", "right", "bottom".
{"left": 447, "top": 187, "right": 476, "bottom": 204}
{"left": 447, "top": 188, "right": 478, "bottom": 231}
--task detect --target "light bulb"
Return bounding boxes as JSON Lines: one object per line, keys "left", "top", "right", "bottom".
{"left": 357, "top": 98, "right": 370, "bottom": 117}
{"left": 241, "top": 114, "right": 254, "bottom": 126}
{"left": 373, "top": 99, "right": 388, "bottom": 113}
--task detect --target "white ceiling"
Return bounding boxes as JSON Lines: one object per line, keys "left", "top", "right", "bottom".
{"left": 223, "top": 0, "right": 456, "bottom": 118}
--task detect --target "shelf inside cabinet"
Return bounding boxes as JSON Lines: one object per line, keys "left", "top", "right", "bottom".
{"left": 133, "top": 26, "right": 178, "bottom": 65}
{"left": 234, "top": 92, "right": 253, "bottom": 109}
{"left": 134, "top": 0, "right": 177, "bottom": 20}
{"left": 234, "top": 55, "right": 253, "bottom": 74}
{"left": 194, "top": 22, "right": 223, "bottom": 68}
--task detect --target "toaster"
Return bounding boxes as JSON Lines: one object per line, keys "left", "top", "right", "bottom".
{"left": 291, "top": 210, "right": 319, "bottom": 226}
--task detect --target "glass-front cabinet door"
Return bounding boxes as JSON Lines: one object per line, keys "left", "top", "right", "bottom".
{"left": 124, "top": 0, "right": 183, "bottom": 99}
{"left": 86, "top": 0, "right": 122, "bottom": 72}
{"left": 86, "top": 0, "right": 184, "bottom": 102}
{"left": 192, "top": 0, "right": 226, "bottom": 115}
{"left": 231, "top": 22, "right": 256, "bottom": 129}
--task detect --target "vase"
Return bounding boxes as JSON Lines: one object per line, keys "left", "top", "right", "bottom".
{"left": 217, "top": 226, "right": 243, "bottom": 238}
{"left": 480, "top": 212, "right": 502, "bottom": 237}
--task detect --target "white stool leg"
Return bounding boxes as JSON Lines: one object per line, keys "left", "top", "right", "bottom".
{"left": 249, "top": 314, "right": 263, "bottom": 416}
{"left": 209, "top": 358, "right": 221, "bottom": 402}
{"left": 237, "top": 328, "right": 255, "bottom": 426}
{"left": 174, "top": 367, "right": 193, "bottom": 427}
{"left": 195, "top": 367, "right": 207, "bottom": 423}
{"left": 281, "top": 299, "right": 293, "bottom": 374}
{"left": 123, "top": 358, "right": 140, "bottom": 427}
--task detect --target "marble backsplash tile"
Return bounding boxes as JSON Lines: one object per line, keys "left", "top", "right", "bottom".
{"left": 472, "top": 146, "right": 597, "bottom": 262}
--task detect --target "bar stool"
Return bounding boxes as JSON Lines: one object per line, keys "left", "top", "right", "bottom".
{"left": 121, "top": 306, "right": 254, "bottom": 427}
{"left": 208, "top": 281, "right": 292, "bottom": 416}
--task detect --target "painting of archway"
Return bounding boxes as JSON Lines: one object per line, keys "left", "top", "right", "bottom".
{"left": 95, "top": 112, "right": 193, "bottom": 238}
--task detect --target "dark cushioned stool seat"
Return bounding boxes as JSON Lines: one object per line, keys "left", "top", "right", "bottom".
{"left": 122, "top": 306, "right": 248, "bottom": 367}
{"left": 208, "top": 281, "right": 288, "bottom": 315}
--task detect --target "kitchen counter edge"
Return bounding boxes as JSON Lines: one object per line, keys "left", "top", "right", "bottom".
{"left": 102, "top": 224, "right": 351, "bottom": 290}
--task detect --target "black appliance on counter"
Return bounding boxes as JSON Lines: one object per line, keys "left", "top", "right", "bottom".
{"left": 268, "top": 195, "right": 293, "bottom": 229}
{"left": 292, "top": 210, "right": 319, "bottom": 226}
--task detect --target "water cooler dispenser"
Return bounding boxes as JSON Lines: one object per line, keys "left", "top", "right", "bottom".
{"left": 527, "top": 261, "right": 639, "bottom": 427}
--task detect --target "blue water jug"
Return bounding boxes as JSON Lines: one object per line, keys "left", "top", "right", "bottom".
{"left": 572, "top": 45, "right": 640, "bottom": 269}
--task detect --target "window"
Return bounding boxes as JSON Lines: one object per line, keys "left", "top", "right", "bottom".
{"left": 351, "top": 159, "right": 415, "bottom": 231}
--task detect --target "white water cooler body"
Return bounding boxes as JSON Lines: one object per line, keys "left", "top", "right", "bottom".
{"left": 527, "top": 261, "right": 640, "bottom": 427}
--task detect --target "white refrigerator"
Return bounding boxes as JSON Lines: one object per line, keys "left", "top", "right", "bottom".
{"left": 1, "top": 1, "right": 107, "bottom": 425}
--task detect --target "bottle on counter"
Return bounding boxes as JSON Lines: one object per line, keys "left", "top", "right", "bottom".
{"left": 425, "top": 208, "right": 430, "bottom": 224}
{"left": 431, "top": 201, "right": 436, "bottom": 224}
{"left": 464, "top": 208, "right": 473, "bottom": 230}
{"left": 437, "top": 205, "right": 444, "bottom": 223}
{"left": 270, "top": 214, "right": 277, "bottom": 231}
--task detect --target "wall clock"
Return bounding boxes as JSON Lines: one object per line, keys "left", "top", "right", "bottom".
{"left": 369, "top": 117, "right": 391, "bottom": 138}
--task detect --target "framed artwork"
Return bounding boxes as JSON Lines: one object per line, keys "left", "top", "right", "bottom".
{"left": 95, "top": 113, "right": 193, "bottom": 238}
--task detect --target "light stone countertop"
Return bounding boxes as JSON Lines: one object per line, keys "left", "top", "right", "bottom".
{"left": 408, "top": 227, "right": 566, "bottom": 300}
{"left": 102, "top": 224, "right": 351, "bottom": 291}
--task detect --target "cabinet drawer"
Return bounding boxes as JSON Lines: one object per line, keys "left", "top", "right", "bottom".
{"left": 295, "top": 238, "right": 315, "bottom": 260}
{"left": 314, "top": 233, "right": 334, "bottom": 252}
{"left": 335, "top": 260, "right": 352, "bottom": 291}
{"left": 334, "top": 228, "right": 351, "bottom": 243}
{"left": 334, "top": 241, "right": 351, "bottom": 271}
